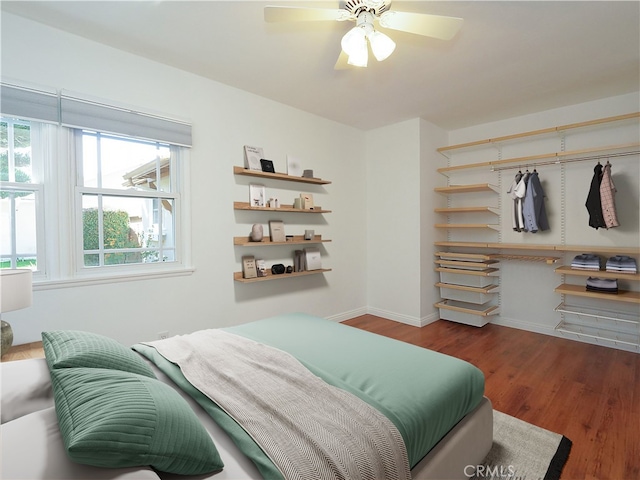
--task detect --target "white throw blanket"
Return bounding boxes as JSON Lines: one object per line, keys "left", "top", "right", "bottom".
{"left": 144, "top": 330, "right": 411, "bottom": 480}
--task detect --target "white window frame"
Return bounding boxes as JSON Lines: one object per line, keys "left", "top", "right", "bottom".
{"left": 0, "top": 118, "right": 47, "bottom": 276}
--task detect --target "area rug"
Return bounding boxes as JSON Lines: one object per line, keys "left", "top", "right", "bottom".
{"left": 471, "top": 410, "right": 572, "bottom": 480}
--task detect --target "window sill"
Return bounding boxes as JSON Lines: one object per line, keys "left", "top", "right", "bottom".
{"left": 33, "top": 267, "right": 195, "bottom": 291}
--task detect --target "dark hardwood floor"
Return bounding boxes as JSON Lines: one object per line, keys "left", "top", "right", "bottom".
{"left": 342, "top": 315, "right": 640, "bottom": 480}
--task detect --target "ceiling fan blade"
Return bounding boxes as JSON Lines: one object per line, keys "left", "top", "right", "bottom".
{"left": 265, "top": 6, "right": 348, "bottom": 23}
{"left": 334, "top": 50, "right": 351, "bottom": 70}
{"left": 379, "top": 11, "right": 463, "bottom": 40}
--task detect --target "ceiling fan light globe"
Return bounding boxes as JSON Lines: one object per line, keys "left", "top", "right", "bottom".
{"left": 368, "top": 30, "right": 396, "bottom": 61}
{"left": 347, "top": 44, "right": 368, "bottom": 67}
{"left": 341, "top": 26, "right": 367, "bottom": 57}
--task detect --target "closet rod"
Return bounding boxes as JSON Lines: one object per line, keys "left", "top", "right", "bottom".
{"left": 491, "top": 150, "right": 639, "bottom": 172}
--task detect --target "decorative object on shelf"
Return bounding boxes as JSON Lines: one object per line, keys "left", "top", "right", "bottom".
{"left": 250, "top": 224, "right": 264, "bottom": 242}
{"left": 271, "top": 264, "right": 286, "bottom": 275}
{"left": 294, "top": 250, "right": 306, "bottom": 272}
{"left": 242, "top": 256, "right": 258, "bottom": 279}
{"left": 304, "top": 229, "right": 315, "bottom": 240}
{"left": 286, "top": 265, "right": 293, "bottom": 273}
{"left": 244, "top": 145, "right": 263, "bottom": 171}
{"left": 0, "top": 269, "right": 33, "bottom": 357}
{"left": 256, "top": 259, "right": 267, "bottom": 277}
{"left": 304, "top": 247, "right": 322, "bottom": 270}
{"left": 268, "top": 197, "right": 280, "bottom": 208}
{"left": 269, "top": 220, "right": 286, "bottom": 242}
{"left": 260, "top": 159, "right": 276, "bottom": 173}
{"left": 249, "top": 184, "right": 267, "bottom": 207}
{"left": 300, "top": 193, "right": 314, "bottom": 210}
{"left": 302, "top": 169, "right": 314, "bottom": 178}
{"left": 287, "top": 155, "right": 303, "bottom": 177}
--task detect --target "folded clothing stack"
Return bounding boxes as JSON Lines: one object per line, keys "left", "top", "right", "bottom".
{"left": 605, "top": 255, "right": 637, "bottom": 274}
{"left": 571, "top": 254, "right": 602, "bottom": 271}
{"left": 586, "top": 277, "right": 618, "bottom": 294}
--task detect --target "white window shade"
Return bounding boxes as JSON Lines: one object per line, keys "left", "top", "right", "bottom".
{"left": 60, "top": 91, "right": 192, "bottom": 147}
{"left": 0, "top": 83, "right": 59, "bottom": 124}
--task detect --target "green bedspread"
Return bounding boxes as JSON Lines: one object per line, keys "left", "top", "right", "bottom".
{"left": 134, "top": 313, "right": 484, "bottom": 478}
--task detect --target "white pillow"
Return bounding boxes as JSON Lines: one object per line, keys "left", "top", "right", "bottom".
{"left": 1, "top": 358, "right": 53, "bottom": 424}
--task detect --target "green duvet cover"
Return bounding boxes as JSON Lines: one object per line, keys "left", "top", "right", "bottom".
{"left": 134, "top": 313, "right": 484, "bottom": 478}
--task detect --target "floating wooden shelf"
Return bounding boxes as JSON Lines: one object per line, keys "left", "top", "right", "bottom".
{"left": 233, "top": 166, "right": 331, "bottom": 184}
{"left": 490, "top": 254, "right": 559, "bottom": 264}
{"left": 434, "top": 206, "right": 499, "bottom": 215}
{"left": 234, "top": 235, "right": 331, "bottom": 246}
{"left": 234, "top": 269, "right": 331, "bottom": 283}
{"left": 555, "top": 283, "right": 640, "bottom": 304}
{"left": 434, "top": 184, "right": 499, "bottom": 194}
{"left": 555, "top": 265, "right": 640, "bottom": 281}
{"left": 234, "top": 202, "right": 331, "bottom": 213}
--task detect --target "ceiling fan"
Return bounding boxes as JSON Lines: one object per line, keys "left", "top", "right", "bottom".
{"left": 264, "top": 1, "right": 463, "bottom": 68}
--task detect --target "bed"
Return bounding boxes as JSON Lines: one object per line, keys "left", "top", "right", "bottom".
{"left": 1, "top": 313, "right": 493, "bottom": 480}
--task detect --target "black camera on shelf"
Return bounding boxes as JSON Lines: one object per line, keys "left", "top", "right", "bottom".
{"left": 271, "top": 264, "right": 286, "bottom": 275}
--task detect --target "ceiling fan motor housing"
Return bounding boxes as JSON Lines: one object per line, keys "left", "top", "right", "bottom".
{"left": 343, "top": 0, "right": 392, "bottom": 17}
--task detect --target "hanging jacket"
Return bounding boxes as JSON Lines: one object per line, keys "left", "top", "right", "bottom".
{"left": 522, "top": 171, "right": 549, "bottom": 233}
{"left": 585, "top": 163, "right": 606, "bottom": 229}
{"left": 507, "top": 172, "right": 523, "bottom": 231}
{"left": 514, "top": 172, "right": 529, "bottom": 232}
{"left": 599, "top": 162, "right": 619, "bottom": 228}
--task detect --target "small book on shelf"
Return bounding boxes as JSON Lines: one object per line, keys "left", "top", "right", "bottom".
{"left": 304, "top": 247, "right": 322, "bottom": 270}
{"left": 244, "top": 146, "right": 263, "bottom": 171}
{"left": 269, "top": 220, "right": 285, "bottom": 242}
{"left": 249, "top": 184, "right": 266, "bottom": 207}
{"left": 242, "top": 255, "right": 257, "bottom": 279}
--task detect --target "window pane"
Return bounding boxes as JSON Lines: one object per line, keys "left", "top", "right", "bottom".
{"left": 82, "top": 193, "right": 176, "bottom": 267}
{"left": 1, "top": 119, "right": 32, "bottom": 183}
{"left": 81, "top": 131, "right": 171, "bottom": 191}
{"left": 0, "top": 190, "right": 38, "bottom": 270}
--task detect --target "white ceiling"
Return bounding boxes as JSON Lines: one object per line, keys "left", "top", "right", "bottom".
{"left": 2, "top": 1, "right": 639, "bottom": 130}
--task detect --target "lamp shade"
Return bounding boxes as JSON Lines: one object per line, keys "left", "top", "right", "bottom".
{"left": 341, "top": 26, "right": 367, "bottom": 57}
{"left": 368, "top": 31, "right": 396, "bottom": 61}
{"left": 0, "top": 269, "right": 33, "bottom": 313}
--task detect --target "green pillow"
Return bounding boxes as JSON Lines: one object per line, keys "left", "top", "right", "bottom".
{"left": 50, "top": 367, "right": 223, "bottom": 475}
{"left": 42, "top": 330, "right": 155, "bottom": 378}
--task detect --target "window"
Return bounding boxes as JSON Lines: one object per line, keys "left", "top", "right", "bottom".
{"left": 0, "top": 118, "right": 44, "bottom": 271}
{"left": 75, "top": 130, "right": 179, "bottom": 269}
{"left": 1, "top": 83, "right": 192, "bottom": 286}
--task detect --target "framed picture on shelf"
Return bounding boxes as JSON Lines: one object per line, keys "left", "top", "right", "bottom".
{"left": 260, "top": 159, "right": 276, "bottom": 173}
{"left": 244, "top": 145, "right": 263, "bottom": 171}
{"left": 249, "top": 183, "right": 267, "bottom": 208}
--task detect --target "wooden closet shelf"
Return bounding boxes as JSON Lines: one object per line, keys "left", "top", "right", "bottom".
{"left": 555, "top": 283, "right": 640, "bottom": 304}
{"left": 435, "top": 260, "right": 499, "bottom": 269}
{"left": 435, "top": 282, "right": 499, "bottom": 294}
{"left": 435, "top": 267, "right": 500, "bottom": 277}
{"left": 434, "top": 300, "right": 500, "bottom": 317}
{"left": 434, "top": 184, "right": 499, "bottom": 194}
{"left": 233, "top": 166, "right": 331, "bottom": 184}
{"left": 437, "top": 112, "right": 639, "bottom": 156}
{"left": 555, "top": 265, "right": 640, "bottom": 281}
{"left": 489, "top": 254, "right": 560, "bottom": 264}
{"left": 434, "top": 223, "right": 500, "bottom": 230}
{"left": 437, "top": 142, "right": 639, "bottom": 174}
{"left": 433, "top": 242, "right": 640, "bottom": 255}
{"left": 435, "top": 252, "right": 494, "bottom": 261}
{"left": 434, "top": 206, "right": 499, "bottom": 215}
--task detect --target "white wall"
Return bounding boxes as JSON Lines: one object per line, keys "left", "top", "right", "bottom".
{"left": 364, "top": 119, "right": 422, "bottom": 324}
{"left": 1, "top": 13, "right": 368, "bottom": 345}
